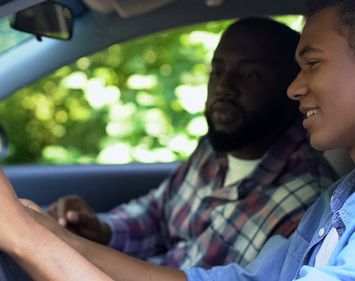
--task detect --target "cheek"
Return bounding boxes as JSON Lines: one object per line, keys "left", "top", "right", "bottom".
{"left": 240, "top": 85, "right": 281, "bottom": 112}
{"left": 205, "top": 92, "right": 214, "bottom": 109}
{"left": 311, "top": 79, "right": 355, "bottom": 150}
{"left": 326, "top": 57, "right": 355, "bottom": 96}
{"left": 323, "top": 71, "right": 355, "bottom": 111}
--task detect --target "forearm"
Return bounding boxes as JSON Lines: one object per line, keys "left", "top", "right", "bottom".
{"left": 104, "top": 199, "right": 168, "bottom": 256}
{"left": 9, "top": 218, "right": 113, "bottom": 281}
{"left": 0, "top": 170, "right": 112, "bottom": 281}
{"left": 68, "top": 232, "right": 186, "bottom": 281}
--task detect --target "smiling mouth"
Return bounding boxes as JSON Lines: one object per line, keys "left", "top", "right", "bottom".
{"left": 300, "top": 106, "right": 319, "bottom": 120}
{"left": 306, "top": 109, "right": 318, "bottom": 118}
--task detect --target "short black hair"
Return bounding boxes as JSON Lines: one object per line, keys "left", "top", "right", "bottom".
{"left": 306, "top": 0, "right": 355, "bottom": 51}
{"left": 222, "top": 17, "right": 300, "bottom": 85}
{"left": 224, "top": 17, "right": 300, "bottom": 65}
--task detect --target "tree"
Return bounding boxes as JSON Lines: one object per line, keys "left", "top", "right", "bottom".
{"left": 0, "top": 16, "right": 302, "bottom": 165}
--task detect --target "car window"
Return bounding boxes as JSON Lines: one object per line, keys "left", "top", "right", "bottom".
{"left": 0, "top": 17, "right": 31, "bottom": 54}
{"left": 0, "top": 16, "right": 303, "bottom": 165}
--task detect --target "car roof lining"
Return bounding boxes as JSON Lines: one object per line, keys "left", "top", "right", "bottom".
{"left": 0, "top": 0, "right": 305, "bottom": 99}
{"left": 0, "top": 0, "right": 45, "bottom": 18}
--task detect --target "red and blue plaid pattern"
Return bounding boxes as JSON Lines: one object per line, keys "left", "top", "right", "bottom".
{"left": 100, "top": 121, "right": 338, "bottom": 268}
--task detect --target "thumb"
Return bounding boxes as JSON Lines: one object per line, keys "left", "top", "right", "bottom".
{"left": 75, "top": 212, "right": 102, "bottom": 241}
{"left": 67, "top": 211, "right": 98, "bottom": 229}
{"left": 66, "top": 210, "right": 80, "bottom": 223}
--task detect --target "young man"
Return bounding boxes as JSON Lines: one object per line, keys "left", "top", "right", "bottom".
{"left": 46, "top": 17, "right": 336, "bottom": 268}
{"left": 0, "top": 4, "right": 353, "bottom": 280}
{"left": 184, "top": 1, "right": 355, "bottom": 280}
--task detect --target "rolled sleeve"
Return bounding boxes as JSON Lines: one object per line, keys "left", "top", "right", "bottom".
{"left": 98, "top": 213, "right": 129, "bottom": 249}
{"left": 184, "top": 264, "right": 239, "bottom": 281}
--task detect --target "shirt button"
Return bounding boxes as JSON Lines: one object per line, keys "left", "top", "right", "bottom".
{"left": 318, "top": 228, "right": 325, "bottom": 237}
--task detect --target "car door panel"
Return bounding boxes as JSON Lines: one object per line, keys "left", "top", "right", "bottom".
{"left": 4, "top": 162, "right": 178, "bottom": 212}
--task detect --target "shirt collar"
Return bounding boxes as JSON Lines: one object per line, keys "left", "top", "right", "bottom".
{"left": 248, "top": 119, "right": 308, "bottom": 185}
{"left": 331, "top": 169, "right": 355, "bottom": 233}
{"left": 211, "top": 119, "right": 308, "bottom": 187}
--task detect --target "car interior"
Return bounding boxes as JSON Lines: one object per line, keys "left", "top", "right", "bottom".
{"left": 0, "top": 0, "right": 353, "bottom": 212}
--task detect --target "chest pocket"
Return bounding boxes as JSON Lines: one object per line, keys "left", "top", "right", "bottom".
{"left": 280, "top": 230, "right": 310, "bottom": 280}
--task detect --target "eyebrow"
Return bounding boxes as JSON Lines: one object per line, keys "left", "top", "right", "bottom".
{"left": 297, "top": 45, "right": 323, "bottom": 59}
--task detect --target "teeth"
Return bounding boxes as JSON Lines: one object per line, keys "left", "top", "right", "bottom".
{"left": 306, "top": 109, "right": 318, "bottom": 118}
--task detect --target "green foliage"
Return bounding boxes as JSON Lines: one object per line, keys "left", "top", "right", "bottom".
{"left": 0, "top": 16, "right": 302, "bottom": 165}
{"left": 0, "top": 20, "right": 232, "bottom": 164}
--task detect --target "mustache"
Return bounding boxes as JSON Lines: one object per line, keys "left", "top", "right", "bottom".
{"left": 209, "top": 98, "right": 241, "bottom": 111}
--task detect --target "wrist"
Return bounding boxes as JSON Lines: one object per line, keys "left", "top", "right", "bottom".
{"left": 0, "top": 209, "right": 34, "bottom": 255}
{"left": 99, "top": 222, "right": 112, "bottom": 245}
{"left": 8, "top": 217, "right": 51, "bottom": 259}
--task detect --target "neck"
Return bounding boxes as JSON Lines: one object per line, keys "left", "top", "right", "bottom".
{"left": 350, "top": 146, "right": 355, "bottom": 163}
{"left": 229, "top": 129, "right": 283, "bottom": 160}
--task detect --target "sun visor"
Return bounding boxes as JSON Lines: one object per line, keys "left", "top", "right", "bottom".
{"left": 82, "top": 0, "right": 114, "bottom": 13}
{"left": 206, "top": 0, "right": 224, "bottom": 7}
{"left": 111, "top": 0, "right": 176, "bottom": 17}
{"left": 82, "top": 0, "right": 175, "bottom": 17}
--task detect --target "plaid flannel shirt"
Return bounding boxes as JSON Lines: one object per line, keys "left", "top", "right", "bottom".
{"left": 100, "top": 121, "right": 338, "bottom": 268}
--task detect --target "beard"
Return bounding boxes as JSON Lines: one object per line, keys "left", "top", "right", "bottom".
{"left": 206, "top": 112, "right": 261, "bottom": 153}
{"left": 205, "top": 98, "right": 289, "bottom": 153}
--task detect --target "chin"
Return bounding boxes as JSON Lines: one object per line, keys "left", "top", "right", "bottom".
{"left": 310, "top": 135, "right": 339, "bottom": 152}
{"left": 213, "top": 124, "right": 240, "bottom": 135}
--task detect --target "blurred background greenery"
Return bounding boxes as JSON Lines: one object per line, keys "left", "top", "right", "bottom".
{"left": 0, "top": 16, "right": 303, "bottom": 165}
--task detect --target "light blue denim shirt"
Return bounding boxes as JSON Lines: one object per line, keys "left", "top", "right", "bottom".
{"left": 184, "top": 169, "right": 355, "bottom": 281}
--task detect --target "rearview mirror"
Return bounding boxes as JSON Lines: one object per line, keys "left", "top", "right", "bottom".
{"left": 9, "top": 1, "right": 73, "bottom": 41}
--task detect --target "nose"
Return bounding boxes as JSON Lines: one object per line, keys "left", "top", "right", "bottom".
{"left": 215, "top": 71, "right": 237, "bottom": 97}
{"left": 287, "top": 71, "right": 308, "bottom": 101}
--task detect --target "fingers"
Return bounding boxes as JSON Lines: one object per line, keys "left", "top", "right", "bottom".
{"left": 20, "top": 199, "right": 93, "bottom": 229}
{"left": 75, "top": 213, "right": 111, "bottom": 243}
{"left": 57, "top": 197, "right": 73, "bottom": 226}
{"left": 47, "top": 202, "right": 59, "bottom": 220}
{"left": 59, "top": 211, "right": 101, "bottom": 241}
{"left": 22, "top": 205, "right": 70, "bottom": 242}
{"left": 45, "top": 195, "right": 107, "bottom": 242}
{"left": 66, "top": 210, "right": 80, "bottom": 223}
{"left": 62, "top": 212, "right": 99, "bottom": 239}
{"left": 47, "top": 203, "right": 67, "bottom": 226}
{"left": 65, "top": 211, "right": 98, "bottom": 230}
{"left": 76, "top": 212, "right": 98, "bottom": 228}
{"left": 20, "top": 196, "right": 106, "bottom": 243}
{"left": 47, "top": 195, "right": 91, "bottom": 227}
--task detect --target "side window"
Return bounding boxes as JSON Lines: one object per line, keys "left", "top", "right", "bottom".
{"left": 0, "top": 16, "right": 302, "bottom": 165}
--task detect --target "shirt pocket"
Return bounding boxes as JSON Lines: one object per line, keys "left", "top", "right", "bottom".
{"left": 281, "top": 229, "right": 309, "bottom": 280}
{"left": 288, "top": 230, "right": 308, "bottom": 260}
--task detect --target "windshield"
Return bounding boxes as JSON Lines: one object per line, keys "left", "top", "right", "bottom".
{"left": 0, "top": 17, "right": 31, "bottom": 54}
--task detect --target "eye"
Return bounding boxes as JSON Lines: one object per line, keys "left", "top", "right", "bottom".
{"left": 210, "top": 65, "right": 223, "bottom": 78}
{"left": 241, "top": 70, "right": 261, "bottom": 80}
{"left": 305, "top": 60, "right": 319, "bottom": 69}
